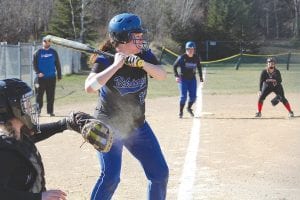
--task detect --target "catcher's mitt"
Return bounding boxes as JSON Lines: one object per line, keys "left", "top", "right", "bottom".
{"left": 67, "top": 111, "right": 113, "bottom": 152}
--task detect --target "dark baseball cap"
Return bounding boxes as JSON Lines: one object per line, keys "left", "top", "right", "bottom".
{"left": 267, "top": 57, "right": 276, "bottom": 63}
{"left": 42, "top": 36, "right": 50, "bottom": 42}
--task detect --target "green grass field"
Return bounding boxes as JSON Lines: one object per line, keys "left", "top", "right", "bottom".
{"left": 54, "top": 67, "right": 179, "bottom": 106}
{"left": 53, "top": 65, "right": 300, "bottom": 106}
{"left": 203, "top": 64, "right": 300, "bottom": 95}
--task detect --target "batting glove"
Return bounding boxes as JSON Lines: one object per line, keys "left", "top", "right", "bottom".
{"left": 125, "top": 55, "right": 144, "bottom": 68}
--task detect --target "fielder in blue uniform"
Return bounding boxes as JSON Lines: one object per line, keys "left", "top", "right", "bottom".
{"left": 173, "top": 41, "right": 203, "bottom": 118}
{"left": 85, "top": 13, "right": 169, "bottom": 200}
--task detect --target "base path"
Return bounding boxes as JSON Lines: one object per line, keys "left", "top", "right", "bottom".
{"left": 37, "top": 93, "right": 300, "bottom": 200}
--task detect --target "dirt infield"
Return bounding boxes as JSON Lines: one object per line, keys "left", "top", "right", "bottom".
{"left": 37, "top": 93, "right": 300, "bottom": 200}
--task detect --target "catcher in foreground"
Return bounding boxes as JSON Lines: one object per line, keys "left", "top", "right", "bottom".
{"left": 0, "top": 78, "right": 112, "bottom": 200}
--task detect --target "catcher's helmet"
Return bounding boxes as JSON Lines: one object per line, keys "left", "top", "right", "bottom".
{"left": 185, "top": 41, "right": 196, "bottom": 49}
{"left": 108, "top": 13, "right": 148, "bottom": 49}
{"left": 0, "top": 78, "right": 39, "bottom": 132}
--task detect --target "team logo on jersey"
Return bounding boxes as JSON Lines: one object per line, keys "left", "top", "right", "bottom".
{"left": 113, "top": 76, "right": 147, "bottom": 96}
{"left": 185, "top": 62, "right": 197, "bottom": 69}
{"left": 139, "top": 90, "right": 147, "bottom": 104}
{"left": 41, "top": 53, "right": 53, "bottom": 58}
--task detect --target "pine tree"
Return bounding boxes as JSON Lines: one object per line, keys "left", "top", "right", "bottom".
{"left": 47, "top": 0, "right": 80, "bottom": 39}
{"left": 47, "top": 0, "right": 97, "bottom": 43}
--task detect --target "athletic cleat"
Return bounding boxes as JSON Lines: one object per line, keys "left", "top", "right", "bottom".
{"left": 255, "top": 112, "right": 261, "bottom": 117}
{"left": 289, "top": 111, "right": 294, "bottom": 118}
{"left": 187, "top": 108, "right": 194, "bottom": 117}
{"left": 179, "top": 112, "right": 183, "bottom": 118}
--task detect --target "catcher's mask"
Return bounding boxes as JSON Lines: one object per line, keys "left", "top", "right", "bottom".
{"left": 108, "top": 13, "right": 148, "bottom": 50}
{"left": 0, "top": 78, "right": 40, "bottom": 133}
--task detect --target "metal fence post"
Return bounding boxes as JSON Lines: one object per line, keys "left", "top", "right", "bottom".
{"left": 235, "top": 52, "right": 243, "bottom": 70}
{"left": 159, "top": 47, "right": 165, "bottom": 64}
{"left": 286, "top": 52, "right": 291, "bottom": 70}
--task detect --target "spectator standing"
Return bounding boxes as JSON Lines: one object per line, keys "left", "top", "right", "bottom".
{"left": 33, "top": 38, "right": 62, "bottom": 117}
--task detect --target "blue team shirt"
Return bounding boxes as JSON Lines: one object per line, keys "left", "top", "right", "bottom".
{"left": 91, "top": 49, "right": 158, "bottom": 134}
{"left": 36, "top": 48, "right": 57, "bottom": 78}
{"left": 173, "top": 54, "right": 203, "bottom": 80}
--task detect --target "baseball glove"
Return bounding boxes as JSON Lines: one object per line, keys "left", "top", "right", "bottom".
{"left": 66, "top": 111, "right": 113, "bottom": 152}
{"left": 271, "top": 95, "right": 282, "bottom": 106}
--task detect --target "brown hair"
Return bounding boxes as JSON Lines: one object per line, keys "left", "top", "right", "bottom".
{"left": 0, "top": 121, "right": 16, "bottom": 138}
{"left": 89, "top": 40, "right": 118, "bottom": 65}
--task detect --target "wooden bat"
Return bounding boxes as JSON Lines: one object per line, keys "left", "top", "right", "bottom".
{"left": 44, "top": 35, "right": 144, "bottom": 67}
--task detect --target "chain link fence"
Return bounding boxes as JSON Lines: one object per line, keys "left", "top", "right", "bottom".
{"left": 0, "top": 43, "right": 81, "bottom": 87}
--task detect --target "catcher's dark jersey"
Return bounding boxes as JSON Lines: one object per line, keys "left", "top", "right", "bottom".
{"left": 0, "top": 134, "right": 45, "bottom": 200}
{"left": 0, "top": 120, "right": 67, "bottom": 200}
{"left": 173, "top": 54, "right": 203, "bottom": 80}
{"left": 259, "top": 68, "right": 282, "bottom": 91}
{"left": 91, "top": 49, "right": 158, "bottom": 134}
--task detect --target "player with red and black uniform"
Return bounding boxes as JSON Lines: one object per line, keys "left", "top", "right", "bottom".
{"left": 255, "top": 57, "right": 294, "bottom": 118}
{"left": 173, "top": 41, "right": 203, "bottom": 118}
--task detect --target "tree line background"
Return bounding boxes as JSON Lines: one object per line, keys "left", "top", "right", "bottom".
{"left": 1, "top": 0, "right": 300, "bottom": 60}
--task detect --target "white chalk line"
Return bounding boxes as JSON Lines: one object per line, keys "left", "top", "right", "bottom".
{"left": 177, "top": 68, "right": 206, "bottom": 200}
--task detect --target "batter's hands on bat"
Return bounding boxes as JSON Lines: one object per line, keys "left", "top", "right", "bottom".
{"left": 125, "top": 55, "right": 144, "bottom": 68}
{"left": 113, "top": 53, "right": 126, "bottom": 69}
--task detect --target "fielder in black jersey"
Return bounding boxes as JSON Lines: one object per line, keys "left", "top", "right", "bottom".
{"left": 173, "top": 41, "right": 203, "bottom": 118}
{"left": 255, "top": 57, "right": 294, "bottom": 118}
{"left": 85, "top": 13, "right": 169, "bottom": 200}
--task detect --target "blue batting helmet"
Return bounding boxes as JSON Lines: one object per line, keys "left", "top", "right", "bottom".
{"left": 185, "top": 41, "right": 196, "bottom": 49}
{"left": 108, "top": 13, "right": 146, "bottom": 44}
